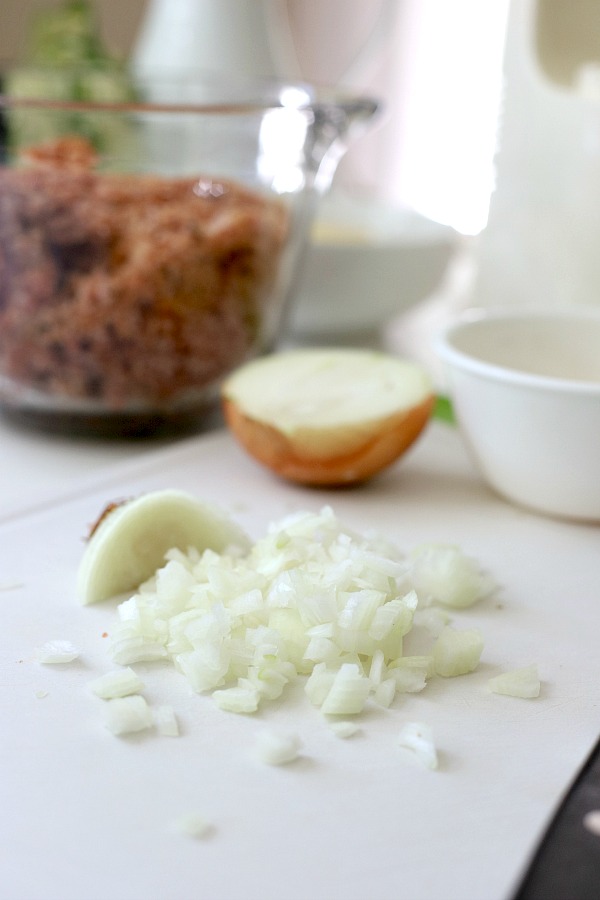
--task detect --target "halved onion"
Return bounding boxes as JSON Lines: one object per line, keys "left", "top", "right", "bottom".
{"left": 222, "top": 348, "right": 434, "bottom": 486}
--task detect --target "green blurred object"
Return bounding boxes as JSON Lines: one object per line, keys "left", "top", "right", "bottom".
{"left": 433, "top": 394, "right": 455, "bottom": 424}
{"left": 26, "top": 0, "right": 115, "bottom": 68}
{"left": 3, "top": 0, "right": 137, "bottom": 156}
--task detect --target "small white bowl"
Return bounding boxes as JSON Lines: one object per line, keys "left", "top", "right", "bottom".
{"left": 289, "top": 193, "right": 457, "bottom": 339}
{"left": 436, "top": 308, "right": 600, "bottom": 522}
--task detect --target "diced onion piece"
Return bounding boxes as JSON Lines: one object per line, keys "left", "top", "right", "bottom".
{"left": 171, "top": 813, "right": 213, "bottom": 839}
{"left": 329, "top": 720, "right": 360, "bottom": 738}
{"left": 368, "top": 648, "right": 385, "bottom": 685}
{"left": 398, "top": 721, "right": 439, "bottom": 770}
{"left": 88, "top": 667, "right": 144, "bottom": 699}
{"left": 246, "top": 664, "right": 290, "bottom": 701}
{"left": 103, "top": 695, "right": 153, "bottom": 735}
{"left": 433, "top": 626, "right": 484, "bottom": 677}
{"left": 36, "top": 640, "right": 81, "bottom": 664}
{"left": 368, "top": 591, "right": 417, "bottom": 641}
{"left": 254, "top": 729, "right": 302, "bottom": 765}
{"left": 388, "top": 666, "right": 428, "bottom": 694}
{"left": 213, "top": 683, "right": 260, "bottom": 713}
{"left": 409, "top": 544, "right": 494, "bottom": 608}
{"left": 320, "top": 663, "right": 371, "bottom": 715}
{"left": 488, "top": 664, "right": 540, "bottom": 699}
{"left": 175, "top": 646, "right": 230, "bottom": 693}
{"left": 305, "top": 663, "right": 336, "bottom": 706}
{"left": 154, "top": 705, "right": 180, "bottom": 736}
{"left": 413, "top": 606, "right": 451, "bottom": 636}
{"left": 85, "top": 501, "right": 498, "bottom": 731}
{"left": 374, "top": 677, "right": 396, "bottom": 707}
{"left": 388, "top": 655, "right": 433, "bottom": 693}
{"left": 303, "top": 635, "right": 339, "bottom": 665}
{"left": 111, "top": 637, "right": 168, "bottom": 666}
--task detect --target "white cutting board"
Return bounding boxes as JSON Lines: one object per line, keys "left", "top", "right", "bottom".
{"left": 1, "top": 422, "right": 599, "bottom": 900}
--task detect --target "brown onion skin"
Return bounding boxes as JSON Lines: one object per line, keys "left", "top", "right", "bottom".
{"left": 222, "top": 394, "right": 435, "bottom": 486}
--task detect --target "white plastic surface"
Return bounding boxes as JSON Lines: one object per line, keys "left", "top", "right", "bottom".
{"left": 1, "top": 422, "right": 599, "bottom": 900}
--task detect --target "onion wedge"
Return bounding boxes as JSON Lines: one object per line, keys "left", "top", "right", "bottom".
{"left": 77, "top": 489, "right": 250, "bottom": 605}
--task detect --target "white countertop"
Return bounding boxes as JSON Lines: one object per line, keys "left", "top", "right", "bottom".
{"left": 0, "top": 413, "right": 182, "bottom": 524}
{"left": 1, "top": 411, "right": 599, "bottom": 900}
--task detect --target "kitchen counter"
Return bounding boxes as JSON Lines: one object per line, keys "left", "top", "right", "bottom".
{"left": 0, "top": 412, "right": 184, "bottom": 524}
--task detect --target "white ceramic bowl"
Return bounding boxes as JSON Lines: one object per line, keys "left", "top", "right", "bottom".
{"left": 288, "top": 193, "right": 457, "bottom": 340}
{"left": 436, "top": 308, "right": 600, "bottom": 522}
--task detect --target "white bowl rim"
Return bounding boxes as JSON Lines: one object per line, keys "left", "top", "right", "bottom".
{"left": 436, "top": 306, "right": 600, "bottom": 396}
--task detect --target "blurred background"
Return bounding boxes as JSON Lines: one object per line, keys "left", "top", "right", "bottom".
{"left": 0, "top": 0, "right": 145, "bottom": 64}
{"left": 0, "top": 0, "right": 508, "bottom": 236}
{"left": 3, "top": 0, "right": 600, "bottom": 360}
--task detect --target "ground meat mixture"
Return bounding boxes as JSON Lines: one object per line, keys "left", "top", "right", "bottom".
{"left": 0, "top": 136, "right": 289, "bottom": 411}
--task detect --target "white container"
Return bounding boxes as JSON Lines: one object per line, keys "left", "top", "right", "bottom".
{"left": 473, "top": 0, "right": 600, "bottom": 312}
{"left": 436, "top": 308, "right": 600, "bottom": 522}
{"left": 131, "top": 0, "right": 295, "bottom": 81}
{"left": 288, "top": 192, "right": 457, "bottom": 341}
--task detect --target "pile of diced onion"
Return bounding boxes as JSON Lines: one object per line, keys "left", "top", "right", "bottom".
{"left": 106, "top": 506, "right": 495, "bottom": 718}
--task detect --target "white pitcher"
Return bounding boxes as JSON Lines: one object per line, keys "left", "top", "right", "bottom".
{"left": 131, "top": 0, "right": 396, "bottom": 86}
{"left": 473, "top": 0, "right": 600, "bottom": 310}
{"left": 131, "top": 0, "right": 301, "bottom": 82}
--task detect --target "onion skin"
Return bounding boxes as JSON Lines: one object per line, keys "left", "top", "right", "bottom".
{"left": 222, "top": 393, "right": 435, "bottom": 486}
{"left": 86, "top": 498, "right": 129, "bottom": 540}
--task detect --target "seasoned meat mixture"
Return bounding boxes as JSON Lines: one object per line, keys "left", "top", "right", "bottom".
{"left": 0, "top": 137, "right": 289, "bottom": 409}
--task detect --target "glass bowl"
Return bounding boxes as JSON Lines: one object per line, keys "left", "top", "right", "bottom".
{"left": 0, "top": 72, "right": 377, "bottom": 436}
